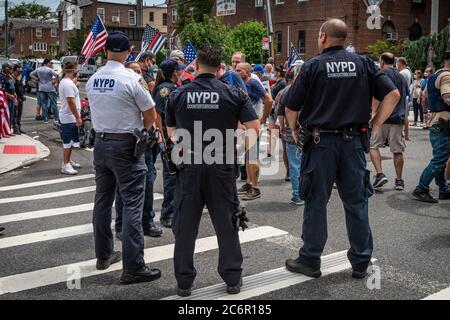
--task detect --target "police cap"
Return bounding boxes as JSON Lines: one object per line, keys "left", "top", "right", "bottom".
{"left": 443, "top": 49, "right": 450, "bottom": 60}
{"left": 105, "top": 32, "right": 130, "bottom": 52}
{"left": 160, "top": 59, "right": 183, "bottom": 73}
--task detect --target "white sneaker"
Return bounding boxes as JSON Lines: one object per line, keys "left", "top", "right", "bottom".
{"left": 61, "top": 163, "right": 78, "bottom": 175}
{"left": 70, "top": 160, "right": 82, "bottom": 168}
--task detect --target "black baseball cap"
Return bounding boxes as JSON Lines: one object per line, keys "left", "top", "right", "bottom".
{"left": 444, "top": 49, "right": 450, "bottom": 60}
{"left": 43, "top": 58, "right": 52, "bottom": 65}
{"left": 105, "top": 32, "right": 130, "bottom": 52}
{"left": 160, "top": 59, "right": 183, "bottom": 73}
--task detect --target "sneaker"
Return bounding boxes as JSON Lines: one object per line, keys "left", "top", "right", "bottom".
{"left": 0, "top": 225, "right": 4, "bottom": 235}
{"left": 227, "top": 278, "right": 243, "bottom": 294}
{"left": 352, "top": 262, "right": 373, "bottom": 279}
{"left": 96, "top": 251, "right": 122, "bottom": 270}
{"left": 241, "top": 187, "right": 261, "bottom": 201}
{"left": 394, "top": 179, "right": 405, "bottom": 191}
{"left": 42, "top": 120, "right": 49, "bottom": 124}
{"left": 177, "top": 286, "right": 192, "bottom": 297}
{"left": 285, "top": 258, "right": 321, "bottom": 278}
{"left": 159, "top": 217, "right": 172, "bottom": 229}
{"left": 290, "top": 198, "right": 305, "bottom": 205}
{"left": 412, "top": 187, "right": 438, "bottom": 203}
{"left": 35, "top": 114, "right": 43, "bottom": 121}
{"left": 237, "top": 183, "right": 251, "bottom": 195}
{"left": 285, "top": 172, "right": 291, "bottom": 182}
{"left": 143, "top": 222, "right": 163, "bottom": 237}
{"left": 439, "top": 189, "right": 450, "bottom": 200}
{"left": 373, "top": 173, "right": 388, "bottom": 188}
{"left": 61, "top": 163, "right": 78, "bottom": 175}
{"left": 70, "top": 160, "right": 82, "bottom": 168}
{"left": 120, "top": 266, "right": 161, "bottom": 284}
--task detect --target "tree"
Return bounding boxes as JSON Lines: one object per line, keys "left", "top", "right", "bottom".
{"left": 366, "top": 39, "right": 402, "bottom": 61}
{"left": 8, "top": 1, "right": 51, "bottom": 20}
{"left": 67, "top": 23, "right": 88, "bottom": 55}
{"left": 179, "top": 15, "right": 236, "bottom": 62}
{"left": 191, "top": 0, "right": 213, "bottom": 22}
{"left": 175, "top": 0, "right": 189, "bottom": 34}
{"left": 228, "top": 21, "right": 268, "bottom": 64}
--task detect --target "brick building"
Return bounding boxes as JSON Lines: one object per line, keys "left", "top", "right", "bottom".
{"left": 167, "top": 0, "right": 450, "bottom": 63}
{"left": 143, "top": 3, "right": 168, "bottom": 34}
{"left": 2, "top": 18, "right": 58, "bottom": 58}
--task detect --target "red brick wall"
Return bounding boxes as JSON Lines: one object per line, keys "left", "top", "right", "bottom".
{"left": 14, "top": 26, "right": 58, "bottom": 58}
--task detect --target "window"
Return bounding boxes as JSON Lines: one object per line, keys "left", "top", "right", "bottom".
{"left": 51, "top": 28, "right": 57, "bottom": 38}
{"left": 63, "top": 13, "right": 68, "bottom": 29}
{"left": 33, "top": 42, "right": 47, "bottom": 52}
{"left": 255, "top": 0, "right": 263, "bottom": 7}
{"left": 129, "top": 10, "right": 136, "bottom": 25}
{"left": 149, "top": 11, "right": 154, "bottom": 22}
{"left": 275, "top": 31, "right": 282, "bottom": 54}
{"left": 162, "top": 13, "right": 167, "bottom": 26}
{"left": 298, "top": 30, "right": 305, "bottom": 54}
{"left": 172, "top": 8, "right": 177, "bottom": 22}
{"left": 97, "top": 8, "right": 105, "bottom": 22}
{"left": 275, "top": 0, "right": 285, "bottom": 4}
{"left": 188, "top": 7, "right": 194, "bottom": 18}
{"left": 72, "top": 9, "right": 76, "bottom": 25}
{"left": 36, "top": 27, "right": 42, "bottom": 37}
{"left": 409, "top": 22, "right": 422, "bottom": 41}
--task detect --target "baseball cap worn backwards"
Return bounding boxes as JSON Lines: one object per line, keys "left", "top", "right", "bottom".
{"left": 105, "top": 32, "right": 130, "bottom": 52}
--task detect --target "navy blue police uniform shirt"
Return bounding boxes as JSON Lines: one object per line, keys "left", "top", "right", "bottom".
{"left": 166, "top": 73, "right": 258, "bottom": 155}
{"left": 381, "top": 67, "right": 409, "bottom": 125}
{"left": 285, "top": 46, "right": 397, "bottom": 130}
{"left": 153, "top": 81, "right": 178, "bottom": 115}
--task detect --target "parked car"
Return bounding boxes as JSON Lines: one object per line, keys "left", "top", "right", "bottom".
{"left": 26, "top": 59, "right": 61, "bottom": 93}
{"left": 0, "top": 57, "right": 12, "bottom": 68}
{"left": 60, "top": 55, "right": 97, "bottom": 79}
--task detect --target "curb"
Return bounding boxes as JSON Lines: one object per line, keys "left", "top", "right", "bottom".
{"left": 0, "top": 135, "right": 51, "bottom": 175}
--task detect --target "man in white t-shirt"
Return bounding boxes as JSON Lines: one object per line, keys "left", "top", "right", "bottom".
{"left": 58, "top": 61, "right": 82, "bottom": 175}
{"left": 397, "top": 57, "right": 412, "bottom": 140}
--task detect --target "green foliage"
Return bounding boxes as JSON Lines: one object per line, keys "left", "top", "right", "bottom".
{"left": 67, "top": 22, "right": 88, "bottom": 55}
{"left": 175, "top": 0, "right": 189, "bottom": 34}
{"left": 366, "top": 39, "right": 402, "bottom": 61}
{"left": 228, "top": 21, "right": 268, "bottom": 64}
{"left": 403, "top": 26, "right": 449, "bottom": 71}
{"left": 179, "top": 15, "right": 235, "bottom": 62}
{"left": 8, "top": 1, "right": 51, "bottom": 20}
{"left": 190, "top": 0, "right": 213, "bottom": 22}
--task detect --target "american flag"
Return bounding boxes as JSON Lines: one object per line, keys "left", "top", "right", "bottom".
{"left": 126, "top": 46, "right": 135, "bottom": 63}
{"left": 287, "top": 46, "right": 300, "bottom": 69}
{"left": 81, "top": 15, "right": 108, "bottom": 63}
{"left": 136, "top": 25, "right": 166, "bottom": 61}
{"left": 183, "top": 42, "right": 197, "bottom": 65}
{"left": 0, "top": 84, "right": 12, "bottom": 137}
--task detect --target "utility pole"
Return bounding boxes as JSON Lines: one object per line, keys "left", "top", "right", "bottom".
{"left": 5, "top": 0, "right": 8, "bottom": 57}
{"left": 264, "top": 0, "right": 275, "bottom": 59}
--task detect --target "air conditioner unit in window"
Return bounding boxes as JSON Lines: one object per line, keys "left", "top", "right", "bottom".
{"left": 386, "top": 32, "right": 398, "bottom": 41}
{"left": 112, "top": 16, "right": 120, "bottom": 22}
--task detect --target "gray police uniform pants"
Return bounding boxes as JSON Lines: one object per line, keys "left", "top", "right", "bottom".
{"left": 93, "top": 138, "right": 147, "bottom": 272}
{"left": 298, "top": 133, "right": 374, "bottom": 272}
{"left": 173, "top": 164, "right": 243, "bottom": 290}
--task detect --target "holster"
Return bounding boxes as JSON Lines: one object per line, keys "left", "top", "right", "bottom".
{"left": 232, "top": 204, "right": 249, "bottom": 232}
{"left": 295, "top": 126, "right": 314, "bottom": 150}
{"left": 133, "top": 129, "right": 148, "bottom": 159}
{"left": 359, "top": 124, "right": 371, "bottom": 153}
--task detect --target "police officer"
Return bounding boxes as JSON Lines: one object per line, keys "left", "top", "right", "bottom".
{"left": 86, "top": 32, "right": 161, "bottom": 284}
{"left": 152, "top": 59, "right": 182, "bottom": 228}
{"left": 284, "top": 19, "right": 400, "bottom": 279}
{"left": 412, "top": 49, "right": 450, "bottom": 203}
{"left": 166, "top": 44, "right": 260, "bottom": 296}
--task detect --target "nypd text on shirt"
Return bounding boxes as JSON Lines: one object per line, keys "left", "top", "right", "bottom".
{"left": 187, "top": 91, "right": 220, "bottom": 110}
{"left": 92, "top": 78, "right": 117, "bottom": 94}
{"left": 326, "top": 61, "right": 357, "bottom": 78}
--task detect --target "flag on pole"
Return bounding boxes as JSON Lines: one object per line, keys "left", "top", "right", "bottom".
{"left": 81, "top": 15, "right": 108, "bottom": 63}
{"left": 183, "top": 42, "right": 197, "bottom": 65}
{"left": 126, "top": 46, "right": 135, "bottom": 63}
{"left": 287, "top": 46, "right": 300, "bottom": 69}
{"left": 0, "top": 87, "right": 12, "bottom": 137}
{"left": 135, "top": 25, "right": 166, "bottom": 61}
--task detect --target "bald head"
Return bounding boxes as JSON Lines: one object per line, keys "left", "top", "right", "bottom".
{"left": 318, "top": 19, "right": 348, "bottom": 52}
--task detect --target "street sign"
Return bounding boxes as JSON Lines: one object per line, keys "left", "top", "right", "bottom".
{"left": 262, "top": 37, "right": 270, "bottom": 51}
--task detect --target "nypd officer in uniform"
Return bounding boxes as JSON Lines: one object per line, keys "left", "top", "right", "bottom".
{"left": 284, "top": 19, "right": 400, "bottom": 278}
{"left": 165, "top": 44, "right": 260, "bottom": 296}
{"left": 86, "top": 32, "right": 161, "bottom": 284}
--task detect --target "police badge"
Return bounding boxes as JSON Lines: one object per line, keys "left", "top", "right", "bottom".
{"left": 160, "top": 87, "right": 170, "bottom": 98}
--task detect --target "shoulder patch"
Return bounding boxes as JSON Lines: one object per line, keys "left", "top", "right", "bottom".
{"left": 160, "top": 87, "right": 170, "bottom": 98}
{"left": 139, "top": 77, "right": 149, "bottom": 91}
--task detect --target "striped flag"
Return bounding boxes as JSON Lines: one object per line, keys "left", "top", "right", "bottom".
{"left": 126, "top": 46, "right": 135, "bottom": 63}
{"left": 0, "top": 88, "right": 12, "bottom": 137}
{"left": 81, "top": 15, "right": 108, "bottom": 63}
{"left": 135, "top": 25, "right": 166, "bottom": 61}
{"left": 287, "top": 46, "right": 300, "bottom": 69}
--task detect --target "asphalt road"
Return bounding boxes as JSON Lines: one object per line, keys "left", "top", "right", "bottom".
{"left": 0, "top": 95, "right": 449, "bottom": 300}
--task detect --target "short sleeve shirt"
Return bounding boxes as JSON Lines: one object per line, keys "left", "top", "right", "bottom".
{"left": 86, "top": 60, "right": 155, "bottom": 133}
{"left": 58, "top": 78, "right": 81, "bottom": 124}
{"left": 31, "top": 66, "right": 58, "bottom": 93}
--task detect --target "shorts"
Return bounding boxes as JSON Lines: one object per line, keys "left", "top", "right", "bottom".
{"left": 370, "top": 124, "right": 406, "bottom": 153}
{"left": 60, "top": 122, "right": 80, "bottom": 149}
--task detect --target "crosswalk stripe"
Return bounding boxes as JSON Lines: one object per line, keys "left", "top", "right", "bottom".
{"left": 163, "top": 252, "right": 377, "bottom": 300}
{"left": 0, "top": 186, "right": 96, "bottom": 204}
{"left": 0, "top": 193, "right": 164, "bottom": 224}
{"left": 0, "top": 226, "right": 287, "bottom": 295}
{"left": 0, "top": 174, "right": 95, "bottom": 192}
{"left": 423, "top": 287, "right": 450, "bottom": 300}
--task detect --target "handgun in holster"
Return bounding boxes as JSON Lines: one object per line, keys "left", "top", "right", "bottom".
{"left": 295, "top": 125, "right": 313, "bottom": 151}
{"left": 359, "top": 124, "right": 371, "bottom": 153}
{"left": 133, "top": 129, "right": 149, "bottom": 159}
{"left": 232, "top": 204, "right": 249, "bottom": 232}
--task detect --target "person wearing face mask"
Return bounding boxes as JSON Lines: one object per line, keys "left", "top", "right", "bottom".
{"left": 138, "top": 52, "right": 156, "bottom": 92}
{"left": 152, "top": 59, "right": 183, "bottom": 228}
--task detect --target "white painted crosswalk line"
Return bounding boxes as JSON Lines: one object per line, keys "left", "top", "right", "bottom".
{"left": 0, "top": 226, "right": 287, "bottom": 295}
{"left": 163, "top": 252, "right": 377, "bottom": 300}
{"left": 0, "top": 193, "right": 164, "bottom": 224}
{"left": 0, "top": 174, "right": 95, "bottom": 192}
{"left": 0, "top": 186, "right": 96, "bottom": 204}
{"left": 423, "top": 287, "right": 450, "bottom": 300}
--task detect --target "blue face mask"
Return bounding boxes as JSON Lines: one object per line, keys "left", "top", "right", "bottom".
{"left": 148, "top": 66, "right": 157, "bottom": 73}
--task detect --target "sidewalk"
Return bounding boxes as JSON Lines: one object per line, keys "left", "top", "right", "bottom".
{"left": 0, "top": 134, "right": 50, "bottom": 174}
